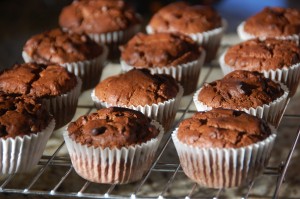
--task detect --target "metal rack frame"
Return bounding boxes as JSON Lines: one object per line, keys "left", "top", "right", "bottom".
{"left": 0, "top": 50, "right": 299, "bottom": 199}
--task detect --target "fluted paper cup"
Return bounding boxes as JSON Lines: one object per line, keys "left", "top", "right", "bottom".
{"left": 172, "top": 126, "right": 276, "bottom": 188}
{"left": 43, "top": 77, "right": 82, "bottom": 129}
{"left": 88, "top": 23, "right": 141, "bottom": 61}
{"left": 121, "top": 52, "right": 205, "bottom": 95}
{"left": 91, "top": 85, "right": 183, "bottom": 131}
{"left": 64, "top": 120, "right": 164, "bottom": 184}
{"left": 219, "top": 50, "right": 300, "bottom": 96}
{"left": 237, "top": 21, "right": 300, "bottom": 44}
{"left": 0, "top": 119, "right": 55, "bottom": 175}
{"left": 146, "top": 19, "right": 226, "bottom": 62}
{"left": 193, "top": 83, "right": 289, "bottom": 128}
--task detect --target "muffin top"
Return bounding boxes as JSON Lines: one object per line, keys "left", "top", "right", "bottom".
{"left": 148, "top": 1, "right": 222, "bottom": 34}
{"left": 59, "top": 0, "right": 140, "bottom": 34}
{"left": 120, "top": 32, "right": 202, "bottom": 67}
{"left": 23, "top": 28, "right": 103, "bottom": 64}
{"left": 67, "top": 107, "right": 159, "bottom": 149}
{"left": 177, "top": 108, "right": 272, "bottom": 148}
{"left": 94, "top": 69, "right": 179, "bottom": 106}
{"left": 0, "top": 63, "right": 77, "bottom": 98}
{"left": 244, "top": 7, "right": 300, "bottom": 37}
{"left": 224, "top": 38, "right": 300, "bottom": 70}
{"left": 0, "top": 94, "right": 52, "bottom": 139}
{"left": 198, "top": 70, "right": 284, "bottom": 109}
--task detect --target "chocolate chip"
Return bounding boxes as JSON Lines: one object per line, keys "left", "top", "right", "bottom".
{"left": 91, "top": 126, "right": 107, "bottom": 136}
{"left": 232, "top": 110, "right": 242, "bottom": 117}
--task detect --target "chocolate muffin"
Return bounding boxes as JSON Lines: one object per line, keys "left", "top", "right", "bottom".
{"left": 23, "top": 28, "right": 107, "bottom": 90}
{"left": 0, "top": 94, "right": 55, "bottom": 174}
{"left": 238, "top": 7, "right": 300, "bottom": 41}
{"left": 0, "top": 63, "right": 81, "bottom": 129}
{"left": 0, "top": 94, "right": 52, "bottom": 139}
{"left": 121, "top": 32, "right": 201, "bottom": 67}
{"left": 172, "top": 108, "right": 276, "bottom": 188}
{"left": 198, "top": 70, "right": 284, "bottom": 109}
{"left": 194, "top": 70, "right": 289, "bottom": 127}
{"left": 92, "top": 69, "right": 183, "bottom": 131}
{"left": 94, "top": 69, "right": 179, "bottom": 106}
{"left": 220, "top": 38, "right": 300, "bottom": 96}
{"left": 59, "top": 0, "right": 141, "bottom": 60}
{"left": 148, "top": 2, "right": 222, "bottom": 34}
{"left": 177, "top": 108, "right": 271, "bottom": 148}
{"left": 120, "top": 32, "right": 205, "bottom": 95}
{"left": 0, "top": 63, "right": 77, "bottom": 97}
{"left": 23, "top": 29, "right": 103, "bottom": 64}
{"left": 68, "top": 107, "right": 159, "bottom": 148}
{"left": 64, "top": 107, "right": 163, "bottom": 183}
{"left": 147, "top": 1, "right": 225, "bottom": 62}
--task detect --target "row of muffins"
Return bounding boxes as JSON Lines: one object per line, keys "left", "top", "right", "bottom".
{"left": 0, "top": 0, "right": 298, "bottom": 191}
{"left": 60, "top": 2, "right": 298, "bottom": 188}
{"left": 173, "top": 6, "right": 300, "bottom": 188}
{"left": 0, "top": 0, "right": 208, "bottom": 178}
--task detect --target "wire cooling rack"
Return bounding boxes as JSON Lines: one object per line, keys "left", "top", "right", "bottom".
{"left": 0, "top": 42, "right": 299, "bottom": 199}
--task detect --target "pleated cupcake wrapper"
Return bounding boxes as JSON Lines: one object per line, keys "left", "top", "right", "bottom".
{"left": 146, "top": 19, "right": 226, "bottom": 62}
{"left": 43, "top": 77, "right": 82, "bottom": 129}
{"left": 0, "top": 119, "right": 55, "bottom": 175}
{"left": 63, "top": 120, "right": 164, "bottom": 184}
{"left": 88, "top": 23, "right": 141, "bottom": 59}
{"left": 237, "top": 21, "right": 300, "bottom": 45}
{"left": 172, "top": 127, "right": 276, "bottom": 188}
{"left": 23, "top": 46, "right": 108, "bottom": 91}
{"left": 61, "top": 45, "right": 108, "bottom": 91}
{"left": 193, "top": 83, "right": 289, "bottom": 128}
{"left": 219, "top": 50, "right": 300, "bottom": 96}
{"left": 91, "top": 85, "right": 183, "bottom": 131}
{"left": 120, "top": 53, "right": 205, "bottom": 95}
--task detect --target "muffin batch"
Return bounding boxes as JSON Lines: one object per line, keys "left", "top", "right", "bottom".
{"left": 0, "top": 0, "right": 300, "bottom": 195}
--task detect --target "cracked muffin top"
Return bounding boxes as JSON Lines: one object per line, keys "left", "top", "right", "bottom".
{"left": 177, "top": 108, "right": 272, "bottom": 148}
{"left": 197, "top": 70, "right": 284, "bottom": 109}
{"left": 148, "top": 1, "right": 222, "bottom": 34}
{"left": 23, "top": 28, "right": 103, "bottom": 64}
{"left": 59, "top": 0, "right": 140, "bottom": 34}
{"left": 0, "top": 94, "right": 52, "bottom": 139}
{"left": 0, "top": 63, "right": 77, "bottom": 98}
{"left": 244, "top": 7, "right": 300, "bottom": 37}
{"left": 67, "top": 107, "right": 159, "bottom": 148}
{"left": 224, "top": 38, "right": 300, "bottom": 70}
{"left": 120, "top": 32, "right": 202, "bottom": 67}
{"left": 94, "top": 69, "right": 179, "bottom": 106}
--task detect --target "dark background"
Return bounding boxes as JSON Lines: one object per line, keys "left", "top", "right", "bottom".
{"left": 0, "top": 0, "right": 298, "bottom": 70}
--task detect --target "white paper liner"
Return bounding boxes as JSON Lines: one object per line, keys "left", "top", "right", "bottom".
{"left": 172, "top": 126, "right": 276, "bottom": 188}
{"left": 219, "top": 50, "right": 300, "bottom": 96}
{"left": 88, "top": 23, "right": 141, "bottom": 59}
{"left": 22, "top": 46, "right": 108, "bottom": 91}
{"left": 121, "top": 52, "right": 205, "bottom": 95}
{"left": 0, "top": 119, "right": 55, "bottom": 174}
{"left": 63, "top": 120, "right": 164, "bottom": 184}
{"left": 237, "top": 21, "right": 300, "bottom": 45}
{"left": 91, "top": 85, "right": 183, "bottom": 131}
{"left": 61, "top": 45, "right": 108, "bottom": 90}
{"left": 193, "top": 83, "right": 289, "bottom": 128}
{"left": 43, "top": 77, "right": 82, "bottom": 129}
{"left": 146, "top": 19, "right": 226, "bottom": 62}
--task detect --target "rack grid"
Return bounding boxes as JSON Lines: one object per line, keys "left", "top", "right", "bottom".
{"left": 0, "top": 40, "right": 299, "bottom": 199}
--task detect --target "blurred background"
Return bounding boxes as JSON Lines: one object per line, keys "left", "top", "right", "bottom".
{"left": 0, "top": 0, "right": 299, "bottom": 70}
